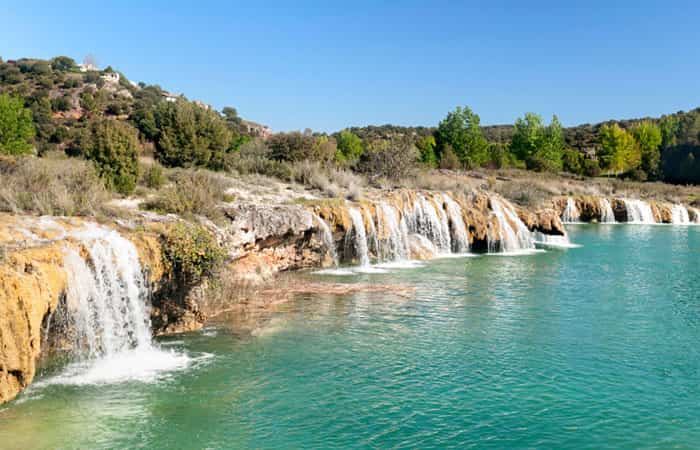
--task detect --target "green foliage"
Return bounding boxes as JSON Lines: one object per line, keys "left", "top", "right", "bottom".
{"left": 73, "top": 119, "right": 140, "bottom": 194}
{"left": 162, "top": 222, "right": 225, "bottom": 284}
{"left": 267, "top": 131, "right": 317, "bottom": 162}
{"left": 438, "top": 144, "right": 461, "bottom": 170}
{"left": 50, "top": 56, "right": 76, "bottom": 71}
{"left": 153, "top": 99, "right": 231, "bottom": 169}
{"left": 51, "top": 94, "right": 72, "bottom": 112}
{"left": 144, "top": 170, "right": 231, "bottom": 220}
{"left": 562, "top": 149, "right": 584, "bottom": 174}
{"left": 357, "top": 138, "right": 418, "bottom": 180}
{"left": 598, "top": 123, "right": 640, "bottom": 174}
{"left": 140, "top": 162, "right": 166, "bottom": 189}
{"left": 631, "top": 121, "right": 662, "bottom": 177}
{"left": 335, "top": 130, "right": 364, "bottom": 164}
{"left": 510, "top": 113, "right": 564, "bottom": 172}
{"left": 415, "top": 135, "right": 437, "bottom": 167}
{"left": 0, "top": 94, "right": 34, "bottom": 155}
{"left": 582, "top": 159, "right": 601, "bottom": 177}
{"left": 436, "top": 106, "right": 489, "bottom": 168}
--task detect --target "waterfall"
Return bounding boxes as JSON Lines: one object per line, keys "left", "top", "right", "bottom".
{"left": 404, "top": 194, "right": 452, "bottom": 253}
{"left": 488, "top": 197, "right": 535, "bottom": 253}
{"left": 315, "top": 215, "right": 339, "bottom": 266}
{"left": 345, "top": 208, "right": 371, "bottom": 266}
{"left": 441, "top": 194, "right": 470, "bottom": 253}
{"left": 561, "top": 198, "right": 580, "bottom": 223}
{"left": 376, "top": 202, "right": 410, "bottom": 261}
{"left": 52, "top": 224, "right": 190, "bottom": 385}
{"left": 692, "top": 208, "right": 700, "bottom": 224}
{"left": 600, "top": 198, "right": 616, "bottom": 223}
{"left": 671, "top": 204, "right": 690, "bottom": 224}
{"left": 532, "top": 231, "right": 578, "bottom": 248}
{"left": 623, "top": 199, "right": 656, "bottom": 223}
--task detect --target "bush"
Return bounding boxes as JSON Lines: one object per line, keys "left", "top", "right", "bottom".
{"left": 0, "top": 94, "right": 34, "bottom": 155}
{"left": 583, "top": 159, "right": 601, "bottom": 177}
{"left": 72, "top": 119, "right": 140, "bottom": 195}
{"left": 563, "top": 149, "right": 584, "bottom": 174}
{"left": 140, "top": 162, "right": 166, "bottom": 189}
{"left": 267, "top": 131, "right": 317, "bottom": 162}
{"left": 51, "top": 95, "right": 72, "bottom": 112}
{"left": 0, "top": 156, "right": 109, "bottom": 215}
{"left": 438, "top": 145, "right": 461, "bottom": 170}
{"left": 162, "top": 223, "right": 225, "bottom": 284}
{"left": 357, "top": 138, "right": 417, "bottom": 180}
{"left": 224, "top": 139, "right": 293, "bottom": 179}
{"left": 144, "top": 170, "right": 231, "bottom": 221}
{"left": 153, "top": 98, "right": 231, "bottom": 168}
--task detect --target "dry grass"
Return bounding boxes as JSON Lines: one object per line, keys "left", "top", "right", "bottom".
{"left": 0, "top": 155, "right": 113, "bottom": 216}
{"left": 143, "top": 169, "right": 233, "bottom": 221}
{"left": 288, "top": 160, "right": 365, "bottom": 199}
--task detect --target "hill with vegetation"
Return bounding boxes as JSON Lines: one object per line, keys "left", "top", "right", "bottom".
{"left": 1, "top": 54, "right": 700, "bottom": 215}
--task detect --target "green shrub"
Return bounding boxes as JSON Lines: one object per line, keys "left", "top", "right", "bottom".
{"left": 0, "top": 94, "right": 34, "bottom": 155}
{"left": 140, "top": 162, "right": 166, "bottom": 189}
{"left": 438, "top": 144, "right": 461, "bottom": 170}
{"left": 72, "top": 119, "right": 141, "bottom": 195}
{"left": 144, "top": 170, "right": 230, "bottom": 220}
{"left": 583, "top": 159, "right": 601, "bottom": 177}
{"left": 162, "top": 222, "right": 225, "bottom": 284}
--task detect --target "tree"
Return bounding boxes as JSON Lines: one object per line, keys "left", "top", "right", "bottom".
{"left": 435, "top": 106, "right": 489, "bottom": 168}
{"left": 153, "top": 98, "right": 231, "bottom": 168}
{"left": 0, "top": 94, "right": 34, "bottom": 155}
{"left": 510, "top": 113, "right": 564, "bottom": 172}
{"left": 415, "top": 135, "right": 437, "bottom": 167}
{"left": 335, "top": 130, "right": 364, "bottom": 164}
{"left": 357, "top": 138, "right": 417, "bottom": 180}
{"left": 73, "top": 119, "right": 140, "bottom": 194}
{"left": 631, "top": 121, "right": 662, "bottom": 177}
{"left": 51, "top": 56, "right": 76, "bottom": 71}
{"left": 267, "top": 131, "right": 316, "bottom": 162}
{"left": 562, "top": 149, "right": 584, "bottom": 174}
{"left": 598, "top": 123, "right": 640, "bottom": 174}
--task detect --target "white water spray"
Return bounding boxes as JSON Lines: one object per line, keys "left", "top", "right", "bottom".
{"left": 600, "top": 198, "right": 616, "bottom": 223}
{"left": 671, "top": 204, "right": 690, "bottom": 224}
{"left": 561, "top": 198, "right": 580, "bottom": 223}
{"left": 623, "top": 199, "right": 656, "bottom": 224}
{"left": 315, "top": 215, "right": 339, "bottom": 266}
{"left": 376, "top": 202, "right": 410, "bottom": 261}
{"left": 488, "top": 197, "right": 535, "bottom": 253}
{"left": 52, "top": 224, "right": 190, "bottom": 385}
{"left": 441, "top": 194, "right": 470, "bottom": 253}
{"left": 346, "top": 208, "right": 371, "bottom": 267}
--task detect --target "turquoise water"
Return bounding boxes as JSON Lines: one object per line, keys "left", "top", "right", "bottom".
{"left": 2, "top": 225, "right": 700, "bottom": 449}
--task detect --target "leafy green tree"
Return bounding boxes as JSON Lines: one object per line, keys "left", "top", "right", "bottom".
{"left": 435, "top": 106, "right": 489, "bottom": 168}
{"left": 659, "top": 115, "right": 679, "bottom": 148}
{"left": 415, "top": 135, "right": 437, "bottom": 167}
{"left": 631, "top": 121, "right": 662, "bottom": 176}
{"left": 153, "top": 99, "right": 231, "bottom": 168}
{"left": 335, "top": 130, "right": 364, "bottom": 164}
{"left": 598, "top": 123, "right": 640, "bottom": 174}
{"left": 51, "top": 56, "right": 76, "bottom": 71}
{"left": 510, "top": 113, "right": 564, "bottom": 172}
{"left": 562, "top": 149, "right": 584, "bottom": 174}
{"left": 0, "top": 94, "right": 34, "bottom": 155}
{"left": 267, "top": 131, "right": 317, "bottom": 162}
{"left": 73, "top": 119, "right": 140, "bottom": 194}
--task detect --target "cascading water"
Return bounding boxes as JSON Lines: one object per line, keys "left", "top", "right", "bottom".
{"left": 404, "top": 194, "right": 452, "bottom": 253}
{"left": 47, "top": 224, "right": 190, "bottom": 385}
{"left": 441, "top": 194, "right": 470, "bottom": 253}
{"left": 671, "top": 204, "right": 690, "bottom": 224}
{"left": 623, "top": 199, "right": 656, "bottom": 224}
{"left": 692, "top": 208, "right": 700, "bottom": 224}
{"left": 488, "top": 197, "right": 535, "bottom": 253}
{"left": 345, "top": 208, "right": 371, "bottom": 267}
{"left": 561, "top": 198, "right": 580, "bottom": 223}
{"left": 600, "top": 198, "right": 616, "bottom": 223}
{"left": 315, "top": 215, "right": 339, "bottom": 267}
{"left": 376, "top": 202, "right": 410, "bottom": 261}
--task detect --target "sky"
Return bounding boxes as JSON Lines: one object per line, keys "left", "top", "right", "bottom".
{"left": 2, "top": 1, "right": 699, "bottom": 132}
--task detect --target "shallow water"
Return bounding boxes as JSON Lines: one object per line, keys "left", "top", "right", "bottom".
{"left": 2, "top": 225, "right": 700, "bottom": 449}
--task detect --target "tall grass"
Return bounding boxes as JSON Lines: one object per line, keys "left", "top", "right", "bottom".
{"left": 0, "top": 156, "right": 111, "bottom": 216}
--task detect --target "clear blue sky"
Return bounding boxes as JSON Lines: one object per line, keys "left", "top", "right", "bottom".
{"left": 2, "top": 1, "right": 699, "bottom": 132}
